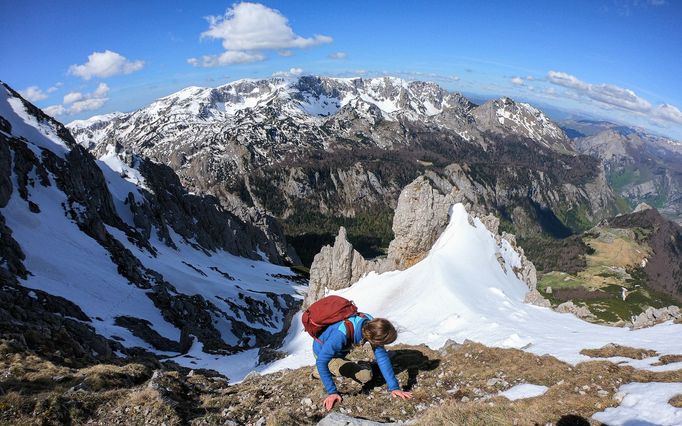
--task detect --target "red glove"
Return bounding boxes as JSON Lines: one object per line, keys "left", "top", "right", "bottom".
{"left": 391, "top": 390, "right": 413, "bottom": 400}
{"left": 323, "top": 393, "right": 342, "bottom": 410}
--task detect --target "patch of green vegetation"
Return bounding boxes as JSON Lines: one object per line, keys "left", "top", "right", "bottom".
{"left": 630, "top": 227, "right": 652, "bottom": 242}
{"left": 518, "top": 235, "right": 593, "bottom": 275}
{"left": 538, "top": 272, "right": 588, "bottom": 291}
{"left": 289, "top": 265, "right": 310, "bottom": 277}
{"left": 608, "top": 165, "right": 654, "bottom": 193}
{"left": 641, "top": 190, "right": 668, "bottom": 209}
{"left": 556, "top": 204, "right": 593, "bottom": 233}
{"left": 614, "top": 195, "right": 633, "bottom": 214}
{"left": 283, "top": 208, "right": 394, "bottom": 266}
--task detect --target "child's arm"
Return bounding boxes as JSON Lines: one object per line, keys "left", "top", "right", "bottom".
{"left": 315, "top": 330, "right": 346, "bottom": 394}
{"left": 373, "top": 345, "right": 400, "bottom": 391}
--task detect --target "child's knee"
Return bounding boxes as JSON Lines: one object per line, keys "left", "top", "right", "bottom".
{"left": 356, "top": 368, "right": 373, "bottom": 384}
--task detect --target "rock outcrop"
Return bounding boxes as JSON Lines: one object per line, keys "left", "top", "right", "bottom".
{"left": 305, "top": 227, "right": 377, "bottom": 307}
{"left": 631, "top": 306, "right": 681, "bottom": 329}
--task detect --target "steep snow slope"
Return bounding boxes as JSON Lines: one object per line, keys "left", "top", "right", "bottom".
{"left": 203, "top": 203, "right": 682, "bottom": 380}
{"left": 0, "top": 83, "right": 302, "bottom": 360}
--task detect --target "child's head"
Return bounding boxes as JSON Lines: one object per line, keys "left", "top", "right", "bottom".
{"left": 361, "top": 318, "right": 397, "bottom": 347}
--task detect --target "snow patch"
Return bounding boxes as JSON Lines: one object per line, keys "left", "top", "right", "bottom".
{"left": 592, "top": 382, "right": 682, "bottom": 426}
{"left": 498, "top": 384, "right": 548, "bottom": 400}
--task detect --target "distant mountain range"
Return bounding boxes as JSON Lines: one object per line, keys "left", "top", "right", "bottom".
{"left": 561, "top": 119, "right": 682, "bottom": 225}
{"left": 67, "top": 76, "right": 617, "bottom": 264}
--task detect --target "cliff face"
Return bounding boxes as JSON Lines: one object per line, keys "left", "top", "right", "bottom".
{"left": 565, "top": 121, "right": 682, "bottom": 225}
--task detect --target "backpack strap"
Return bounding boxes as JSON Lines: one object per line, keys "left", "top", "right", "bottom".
{"left": 343, "top": 318, "right": 355, "bottom": 346}
{"left": 343, "top": 313, "right": 368, "bottom": 346}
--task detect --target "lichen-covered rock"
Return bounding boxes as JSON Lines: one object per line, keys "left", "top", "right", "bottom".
{"left": 524, "top": 289, "right": 551, "bottom": 308}
{"left": 556, "top": 301, "right": 595, "bottom": 320}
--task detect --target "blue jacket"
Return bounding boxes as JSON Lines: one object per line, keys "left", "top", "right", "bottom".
{"left": 312, "top": 313, "right": 400, "bottom": 394}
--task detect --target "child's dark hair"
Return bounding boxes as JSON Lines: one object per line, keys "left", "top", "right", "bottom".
{"left": 361, "top": 318, "right": 397, "bottom": 347}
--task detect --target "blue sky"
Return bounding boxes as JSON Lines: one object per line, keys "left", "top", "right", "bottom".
{"left": 2, "top": 0, "right": 681, "bottom": 138}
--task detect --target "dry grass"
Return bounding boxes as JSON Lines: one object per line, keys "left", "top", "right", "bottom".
{"left": 653, "top": 355, "right": 682, "bottom": 366}
{"left": 109, "top": 388, "right": 181, "bottom": 425}
{"left": 580, "top": 344, "right": 658, "bottom": 360}
{"left": 78, "top": 362, "right": 151, "bottom": 391}
{"left": 670, "top": 394, "right": 682, "bottom": 408}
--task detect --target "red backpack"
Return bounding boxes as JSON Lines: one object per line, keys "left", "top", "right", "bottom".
{"left": 302, "top": 295, "right": 366, "bottom": 345}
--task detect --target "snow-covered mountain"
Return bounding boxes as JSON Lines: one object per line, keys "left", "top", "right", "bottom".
{"left": 67, "top": 76, "right": 615, "bottom": 268}
{"left": 68, "top": 76, "right": 571, "bottom": 166}
{"left": 0, "top": 82, "right": 303, "bottom": 365}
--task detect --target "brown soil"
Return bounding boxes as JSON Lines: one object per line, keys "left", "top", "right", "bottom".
{"left": 1, "top": 340, "right": 681, "bottom": 425}
{"left": 580, "top": 344, "right": 658, "bottom": 360}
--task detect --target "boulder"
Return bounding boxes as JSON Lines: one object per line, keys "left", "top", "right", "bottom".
{"left": 556, "top": 301, "right": 595, "bottom": 320}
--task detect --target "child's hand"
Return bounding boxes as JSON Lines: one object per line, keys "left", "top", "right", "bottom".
{"left": 391, "top": 390, "right": 413, "bottom": 400}
{"left": 323, "top": 393, "right": 342, "bottom": 410}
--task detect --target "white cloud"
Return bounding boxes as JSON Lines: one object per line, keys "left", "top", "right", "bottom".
{"left": 272, "top": 67, "right": 304, "bottom": 78}
{"left": 526, "top": 75, "right": 535, "bottom": 81}
{"left": 19, "top": 86, "right": 48, "bottom": 102}
{"left": 43, "top": 83, "right": 110, "bottom": 117}
{"left": 329, "top": 51, "right": 347, "bottom": 60}
{"left": 278, "top": 50, "right": 294, "bottom": 57}
{"left": 547, "top": 71, "right": 590, "bottom": 91}
{"left": 588, "top": 83, "right": 651, "bottom": 112}
{"left": 63, "top": 92, "right": 83, "bottom": 104}
{"left": 187, "top": 50, "right": 265, "bottom": 67}
{"left": 93, "top": 82, "right": 109, "bottom": 97}
{"left": 201, "top": 2, "right": 332, "bottom": 50}
{"left": 452, "top": 75, "right": 461, "bottom": 81}
{"left": 547, "top": 70, "right": 650, "bottom": 111}
{"left": 47, "top": 82, "right": 63, "bottom": 94}
{"left": 191, "top": 2, "right": 332, "bottom": 67}
{"left": 68, "top": 97, "right": 107, "bottom": 114}
{"left": 653, "top": 104, "right": 682, "bottom": 124}
{"left": 68, "top": 50, "right": 144, "bottom": 80}
{"left": 511, "top": 76, "right": 524, "bottom": 86}
{"left": 43, "top": 104, "right": 66, "bottom": 117}
{"left": 546, "top": 70, "right": 682, "bottom": 126}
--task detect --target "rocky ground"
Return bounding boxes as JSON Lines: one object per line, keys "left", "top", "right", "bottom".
{"left": 2, "top": 336, "right": 682, "bottom": 425}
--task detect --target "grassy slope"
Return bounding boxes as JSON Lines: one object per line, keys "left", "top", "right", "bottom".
{"left": 536, "top": 226, "right": 679, "bottom": 323}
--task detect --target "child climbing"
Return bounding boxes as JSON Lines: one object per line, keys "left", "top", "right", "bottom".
{"left": 302, "top": 295, "right": 413, "bottom": 410}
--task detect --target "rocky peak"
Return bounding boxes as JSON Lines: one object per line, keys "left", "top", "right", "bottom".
{"left": 305, "top": 227, "right": 375, "bottom": 308}
{"left": 471, "top": 96, "right": 572, "bottom": 152}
